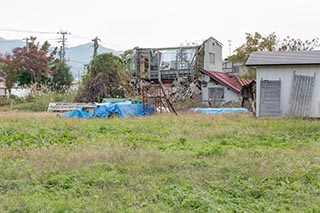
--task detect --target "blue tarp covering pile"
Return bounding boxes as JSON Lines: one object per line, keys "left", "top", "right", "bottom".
{"left": 58, "top": 109, "right": 91, "bottom": 118}
{"left": 191, "top": 108, "right": 249, "bottom": 114}
{"left": 58, "top": 103, "right": 155, "bottom": 119}
{"left": 92, "top": 103, "right": 154, "bottom": 118}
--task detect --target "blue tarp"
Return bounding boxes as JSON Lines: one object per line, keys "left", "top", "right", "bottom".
{"left": 192, "top": 108, "right": 249, "bottom": 114}
{"left": 92, "top": 103, "right": 155, "bottom": 118}
{"left": 59, "top": 103, "right": 155, "bottom": 119}
{"left": 58, "top": 109, "right": 91, "bottom": 118}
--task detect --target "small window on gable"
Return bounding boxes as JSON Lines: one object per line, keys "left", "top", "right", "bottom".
{"left": 209, "top": 53, "right": 215, "bottom": 64}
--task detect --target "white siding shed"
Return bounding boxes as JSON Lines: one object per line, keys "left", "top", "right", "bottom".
{"left": 246, "top": 51, "right": 320, "bottom": 117}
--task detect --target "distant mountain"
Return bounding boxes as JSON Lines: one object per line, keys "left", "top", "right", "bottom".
{"left": 0, "top": 37, "right": 123, "bottom": 78}
{"left": 0, "top": 37, "right": 25, "bottom": 54}
{"left": 66, "top": 43, "right": 123, "bottom": 78}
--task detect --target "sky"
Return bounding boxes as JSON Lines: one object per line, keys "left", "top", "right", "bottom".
{"left": 1, "top": 0, "right": 320, "bottom": 58}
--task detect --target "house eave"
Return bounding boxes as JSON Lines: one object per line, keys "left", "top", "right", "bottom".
{"left": 200, "top": 68, "right": 241, "bottom": 93}
{"left": 246, "top": 63, "right": 320, "bottom": 67}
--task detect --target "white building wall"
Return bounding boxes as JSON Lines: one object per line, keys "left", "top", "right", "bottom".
{"left": 256, "top": 65, "right": 320, "bottom": 117}
{"left": 201, "top": 83, "right": 210, "bottom": 103}
{"left": 203, "top": 38, "right": 223, "bottom": 72}
{"left": 224, "top": 87, "right": 240, "bottom": 103}
{"left": 202, "top": 81, "right": 240, "bottom": 104}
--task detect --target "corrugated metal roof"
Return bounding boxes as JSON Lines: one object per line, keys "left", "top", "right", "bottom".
{"left": 246, "top": 51, "right": 320, "bottom": 66}
{"left": 200, "top": 69, "right": 254, "bottom": 92}
{"left": 237, "top": 77, "right": 255, "bottom": 87}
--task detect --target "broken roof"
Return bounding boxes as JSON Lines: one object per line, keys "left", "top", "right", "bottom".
{"left": 134, "top": 36, "right": 223, "bottom": 51}
{"left": 246, "top": 51, "right": 320, "bottom": 66}
{"left": 200, "top": 69, "right": 254, "bottom": 92}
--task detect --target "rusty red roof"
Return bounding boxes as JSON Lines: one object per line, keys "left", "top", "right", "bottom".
{"left": 237, "top": 77, "right": 255, "bottom": 87}
{"left": 200, "top": 69, "right": 254, "bottom": 92}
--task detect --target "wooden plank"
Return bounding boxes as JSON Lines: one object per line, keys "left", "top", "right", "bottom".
{"left": 47, "top": 102, "right": 96, "bottom": 112}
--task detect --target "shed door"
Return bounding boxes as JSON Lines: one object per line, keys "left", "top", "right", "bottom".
{"left": 260, "top": 80, "right": 281, "bottom": 116}
{"left": 289, "top": 73, "right": 315, "bottom": 117}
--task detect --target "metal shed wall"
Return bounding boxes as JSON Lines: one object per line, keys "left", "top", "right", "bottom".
{"left": 256, "top": 65, "right": 320, "bottom": 117}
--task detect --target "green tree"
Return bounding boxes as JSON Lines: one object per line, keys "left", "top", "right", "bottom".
{"left": 229, "top": 32, "right": 277, "bottom": 78}
{"left": 48, "top": 60, "right": 73, "bottom": 92}
{"left": 229, "top": 32, "right": 277, "bottom": 63}
{"left": 229, "top": 32, "right": 320, "bottom": 78}
{"left": 5, "top": 37, "right": 73, "bottom": 92}
{"left": 75, "top": 53, "right": 131, "bottom": 102}
{"left": 120, "top": 49, "right": 134, "bottom": 61}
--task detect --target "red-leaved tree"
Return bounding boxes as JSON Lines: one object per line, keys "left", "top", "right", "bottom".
{"left": 0, "top": 54, "right": 21, "bottom": 96}
{"left": 13, "top": 38, "right": 51, "bottom": 85}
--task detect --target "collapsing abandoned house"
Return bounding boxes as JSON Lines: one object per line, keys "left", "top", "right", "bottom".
{"left": 200, "top": 68, "right": 255, "bottom": 107}
{"left": 125, "top": 37, "right": 255, "bottom": 111}
{"left": 124, "top": 37, "right": 224, "bottom": 110}
{"left": 125, "top": 37, "right": 223, "bottom": 86}
{"left": 246, "top": 51, "right": 320, "bottom": 117}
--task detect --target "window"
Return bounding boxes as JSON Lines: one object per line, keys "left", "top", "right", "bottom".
{"left": 208, "top": 87, "right": 224, "bottom": 103}
{"left": 209, "top": 53, "right": 215, "bottom": 64}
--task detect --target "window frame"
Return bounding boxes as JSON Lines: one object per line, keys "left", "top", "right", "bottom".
{"left": 209, "top": 52, "right": 215, "bottom": 64}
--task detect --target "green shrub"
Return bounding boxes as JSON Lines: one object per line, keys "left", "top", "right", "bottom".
{"left": 2, "top": 84, "right": 77, "bottom": 112}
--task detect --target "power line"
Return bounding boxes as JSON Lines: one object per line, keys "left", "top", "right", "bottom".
{"left": 72, "top": 34, "right": 125, "bottom": 50}
{"left": 0, "top": 27, "right": 56, "bottom": 35}
{"left": 1, "top": 27, "right": 125, "bottom": 50}
{"left": 70, "top": 34, "right": 91, "bottom": 40}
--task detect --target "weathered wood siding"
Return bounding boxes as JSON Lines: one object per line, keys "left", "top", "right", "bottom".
{"left": 256, "top": 65, "right": 320, "bottom": 117}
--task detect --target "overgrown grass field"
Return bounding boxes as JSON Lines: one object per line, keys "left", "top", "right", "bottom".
{"left": 0, "top": 112, "right": 320, "bottom": 212}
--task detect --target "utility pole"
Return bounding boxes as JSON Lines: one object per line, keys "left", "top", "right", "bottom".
{"left": 57, "top": 30, "right": 70, "bottom": 66}
{"left": 23, "top": 37, "right": 29, "bottom": 49}
{"left": 92, "top": 36, "right": 100, "bottom": 58}
{"left": 228, "top": 40, "right": 232, "bottom": 57}
{"left": 228, "top": 40, "right": 234, "bottom": 73}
